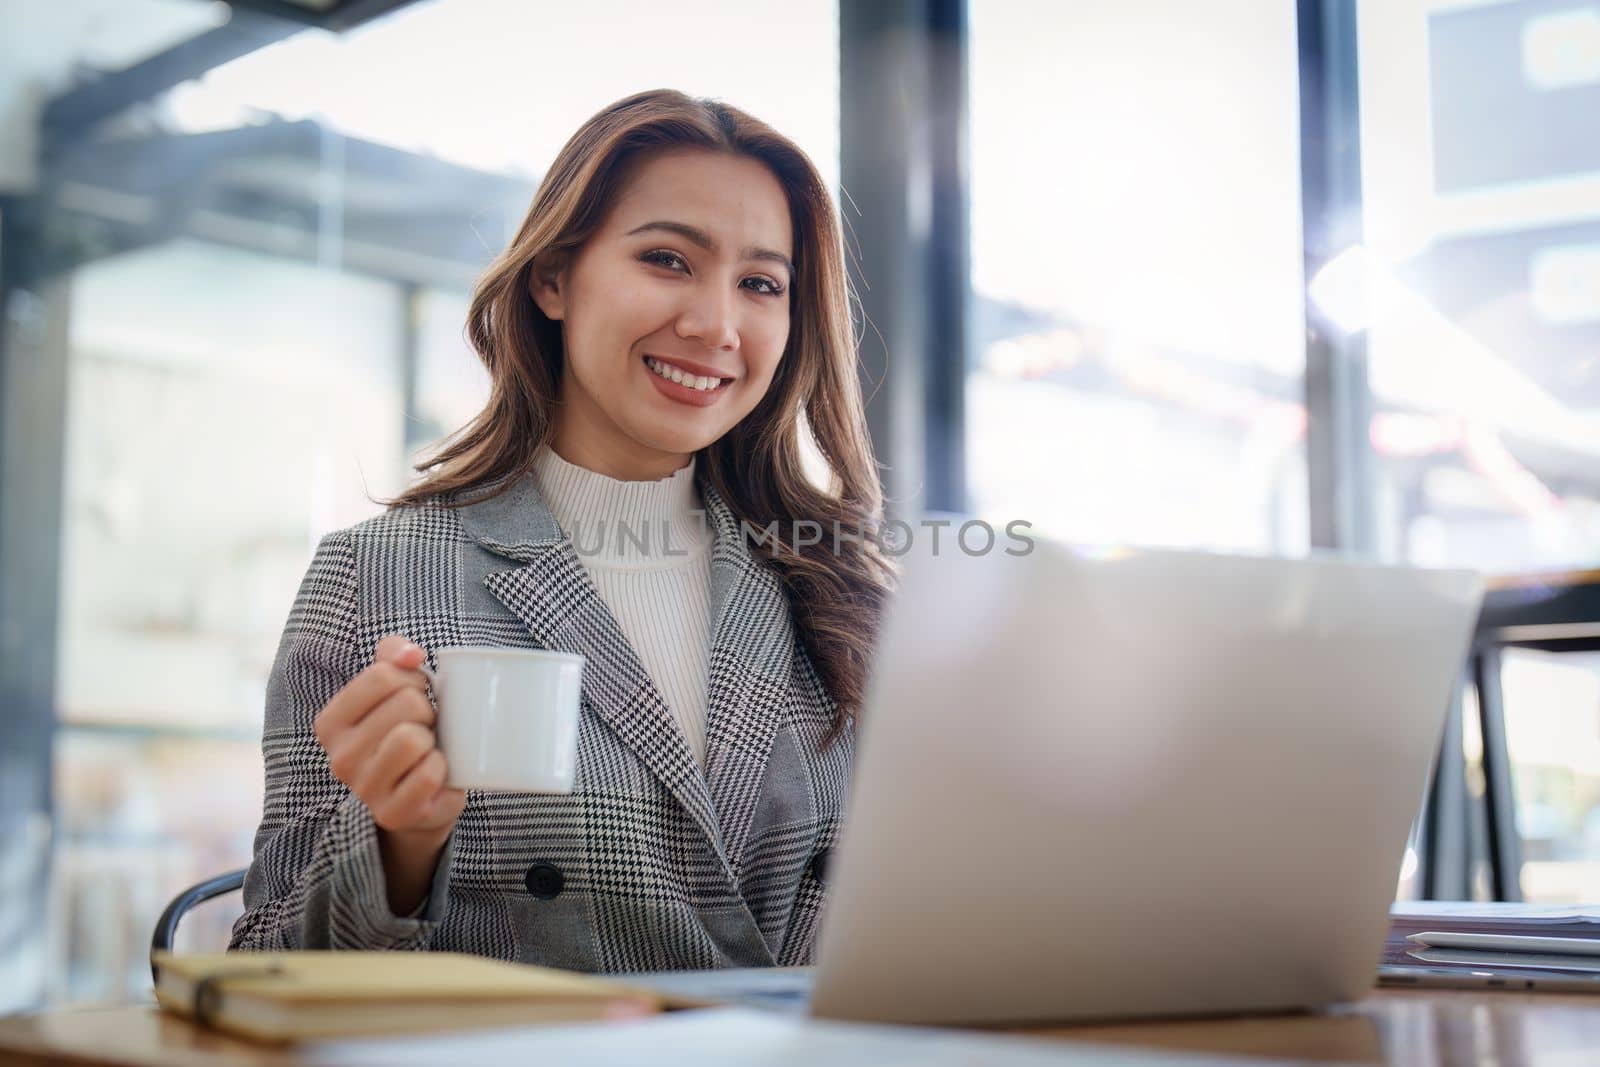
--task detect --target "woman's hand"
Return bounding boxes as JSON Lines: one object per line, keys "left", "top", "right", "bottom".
{"left": 313, "top": 634, "right": 466, "bottom": 914}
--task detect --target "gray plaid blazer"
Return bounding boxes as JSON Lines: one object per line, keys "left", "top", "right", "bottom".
{"left": 230, "top": 471, "right": 852, "bottom": 971}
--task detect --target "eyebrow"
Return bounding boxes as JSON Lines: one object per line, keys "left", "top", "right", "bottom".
{"left": 624, "top": 220, "right": 795, "bottom": 281}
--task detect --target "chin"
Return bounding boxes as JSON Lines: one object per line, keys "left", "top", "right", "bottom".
{"left": 626, "top": 420, "right": 722, "bottom": 458}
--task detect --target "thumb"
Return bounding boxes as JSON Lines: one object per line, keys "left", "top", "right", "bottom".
{"left": 374, "top": 633, "right": 426, "bottom": 668}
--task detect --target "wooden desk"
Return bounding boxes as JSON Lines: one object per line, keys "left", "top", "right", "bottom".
{"left": 5, "top": 988, "right": 1600, "bottom": 1066}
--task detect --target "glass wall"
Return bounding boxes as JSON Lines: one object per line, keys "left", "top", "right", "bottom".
{"left": 1359, "top": 0, "right": 1600, "bottom": 574}
{"left": 29, "top": 0, "right": 840, "bottom": 1005}
{"left": 1358, "top": 0, "right": 1600, "bottom": 901}
{"left": 967, "top": 0, "right": 1308, "bottom": 555}
{"left": 50, "top": 241, "right": 412, "bottom": 999}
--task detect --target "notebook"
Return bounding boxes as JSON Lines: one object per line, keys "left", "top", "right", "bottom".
{"left": 151, "top": 951, "right": 668, "bottom": 1043}
{"left": 1390, "top": 901, "right": 1600, "bottom": 927}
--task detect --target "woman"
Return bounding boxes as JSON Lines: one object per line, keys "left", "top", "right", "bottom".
{"left": 230, "top": 89, "right": 894, "bottom": 972}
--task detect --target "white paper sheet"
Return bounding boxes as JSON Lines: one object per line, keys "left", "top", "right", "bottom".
{"left": 305, "top": 1007, "right": 1305, "bottom": 1066}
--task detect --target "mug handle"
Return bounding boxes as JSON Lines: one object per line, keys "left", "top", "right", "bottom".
{"left": 413, "top": 662, "right": 444, "bottom": 722}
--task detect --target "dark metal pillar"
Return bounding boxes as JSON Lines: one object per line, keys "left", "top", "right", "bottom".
{"left": 1420, "top": 676, "right": 1469, "bottom": 899}
{"left": 0, "top": 196, "right": 69, "bottom": 1009}
{"left": 840, "top": 0, "right": 970, "bottom": 519}
{"left": 1472, "top": 646, "right": 1524, "bottom": 901}
{"left": 1297, "top": 0, "right": 1376, "bottom": 556}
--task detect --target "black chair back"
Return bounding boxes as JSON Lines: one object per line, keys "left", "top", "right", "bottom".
{"left": 149, "top": 868, "right": 247, "bottom": 983}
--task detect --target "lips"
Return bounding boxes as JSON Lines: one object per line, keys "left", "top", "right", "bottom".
{"left": 644, "top": 354, "right": 735, "bottom": 383}
{"left": 643, "top": 355, "right": 733, "bottom": 407}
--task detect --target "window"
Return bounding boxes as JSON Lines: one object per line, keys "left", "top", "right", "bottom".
{"left": 968, "top": 0, "right": 1308, "bottom": 555}
{"left": 1359, "top": 0, "right": 1600, "bottom": 902}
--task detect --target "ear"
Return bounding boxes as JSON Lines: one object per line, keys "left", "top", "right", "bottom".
{"left": 528, "top": 252, "right": 568, "bottom": 321}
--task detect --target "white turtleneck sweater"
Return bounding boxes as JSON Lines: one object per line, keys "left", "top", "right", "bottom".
{"left": 531, "top": 445, "right": 716, "bottom": 764}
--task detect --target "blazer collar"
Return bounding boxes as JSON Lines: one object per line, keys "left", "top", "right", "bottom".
{"left": 454, "top": 470, "right": 565, "bottom": 561}
{"left": 455, "top": 469, "right": 793, "bottom": 880}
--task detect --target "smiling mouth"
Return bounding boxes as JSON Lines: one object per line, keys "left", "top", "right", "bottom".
{"left": 643, "top": 356, "right": 734, "bottom": 393}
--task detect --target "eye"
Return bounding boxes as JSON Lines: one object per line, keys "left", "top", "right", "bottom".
{"left": 641, "top": 249, "right": 785, "bottom": 298}
{"left": 743, "top": 275, "right": 786, "bottom": 297}
{"left": 641, "top": 249, "right": 688, "bottom": 272}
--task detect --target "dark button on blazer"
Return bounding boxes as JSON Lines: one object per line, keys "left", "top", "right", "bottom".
{"left": 524, "top": 862, "right": 564, "bottom": 900}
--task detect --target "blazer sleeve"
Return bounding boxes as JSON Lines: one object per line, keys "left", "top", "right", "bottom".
{"left": 229, "top": 530, "right": 456, "bottom": 951}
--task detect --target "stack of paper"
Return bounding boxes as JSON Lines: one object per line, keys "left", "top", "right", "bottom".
{"left": 1391, "top": 901, "right": 1600, "bottom": 927}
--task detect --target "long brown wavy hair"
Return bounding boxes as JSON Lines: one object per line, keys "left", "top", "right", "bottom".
{"left": 387, "top": 89, "right": 895, "bottom": 735}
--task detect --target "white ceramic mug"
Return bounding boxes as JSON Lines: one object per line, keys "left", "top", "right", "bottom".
{"left": 419, "top": 646, "right": 584, "bottom": 792}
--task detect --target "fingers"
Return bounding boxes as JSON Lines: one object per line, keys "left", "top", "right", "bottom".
{"left": 424, "top": 786, "right": 469, "bottom": 826}
{"left": 337, "top": 713, "right": 463, "bottom": 835}
{"left": 324, "top": 689, "right": 433, "bottom": 789}
{"left": 314, "top": 648, "right": 429, "bottom": 741}
{"left": 377, "top": 750, "right": 451, "bottom": 829}
{"left": 343, "top": 685, "right": 436, "bottom": 758}
{"left": 372, "top": 753, "right": 466, "bottom": 834}
{"left": 349, "top": 720, "right": 434, "bottom": 803}
{"left": 307, "top": 633, "right": 463, "bottom": 837}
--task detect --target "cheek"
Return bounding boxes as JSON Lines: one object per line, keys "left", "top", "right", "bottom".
{"left": 615, "top": 276, "right": 677, "bottom": 325}
{"left": 747, "top": 315, "right": 791, "bottom": 386}
{"left": 566, "top": 273, "right": 665, "bottom": 358}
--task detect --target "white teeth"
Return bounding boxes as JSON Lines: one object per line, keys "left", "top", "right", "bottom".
{"left": 647, "top": 358, "right": 723, "bottom": 392}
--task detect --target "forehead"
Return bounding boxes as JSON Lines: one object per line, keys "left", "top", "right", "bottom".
{"left": 604, "top": 148, "right": 793, "bottom": 256}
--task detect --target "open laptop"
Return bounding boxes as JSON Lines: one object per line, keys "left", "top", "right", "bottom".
{"left": 638, "top": 537, "right": 1484, "bottom": 1025}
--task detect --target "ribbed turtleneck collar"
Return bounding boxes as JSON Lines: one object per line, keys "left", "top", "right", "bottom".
{"left": 531, "top": 445, "right": 712, "bottom": 567}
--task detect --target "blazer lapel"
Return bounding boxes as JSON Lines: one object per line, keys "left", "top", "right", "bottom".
{"left": 698, "top": 483, "right": 793, "bottom": 875}
{"left": 456, "top": 473, "right": 729, "bottom": 870}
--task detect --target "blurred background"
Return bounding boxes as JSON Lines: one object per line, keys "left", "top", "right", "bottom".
{"left": 0, "top": 0, "right": 1596, "bottom": 1009}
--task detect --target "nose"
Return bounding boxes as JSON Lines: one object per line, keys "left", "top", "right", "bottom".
{"left": 674, "top": 282, "right": 739, "bottom": 352}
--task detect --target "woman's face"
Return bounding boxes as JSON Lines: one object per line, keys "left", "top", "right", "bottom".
{"left": 531, "top": 147, "right": 795, "bottom": 479}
